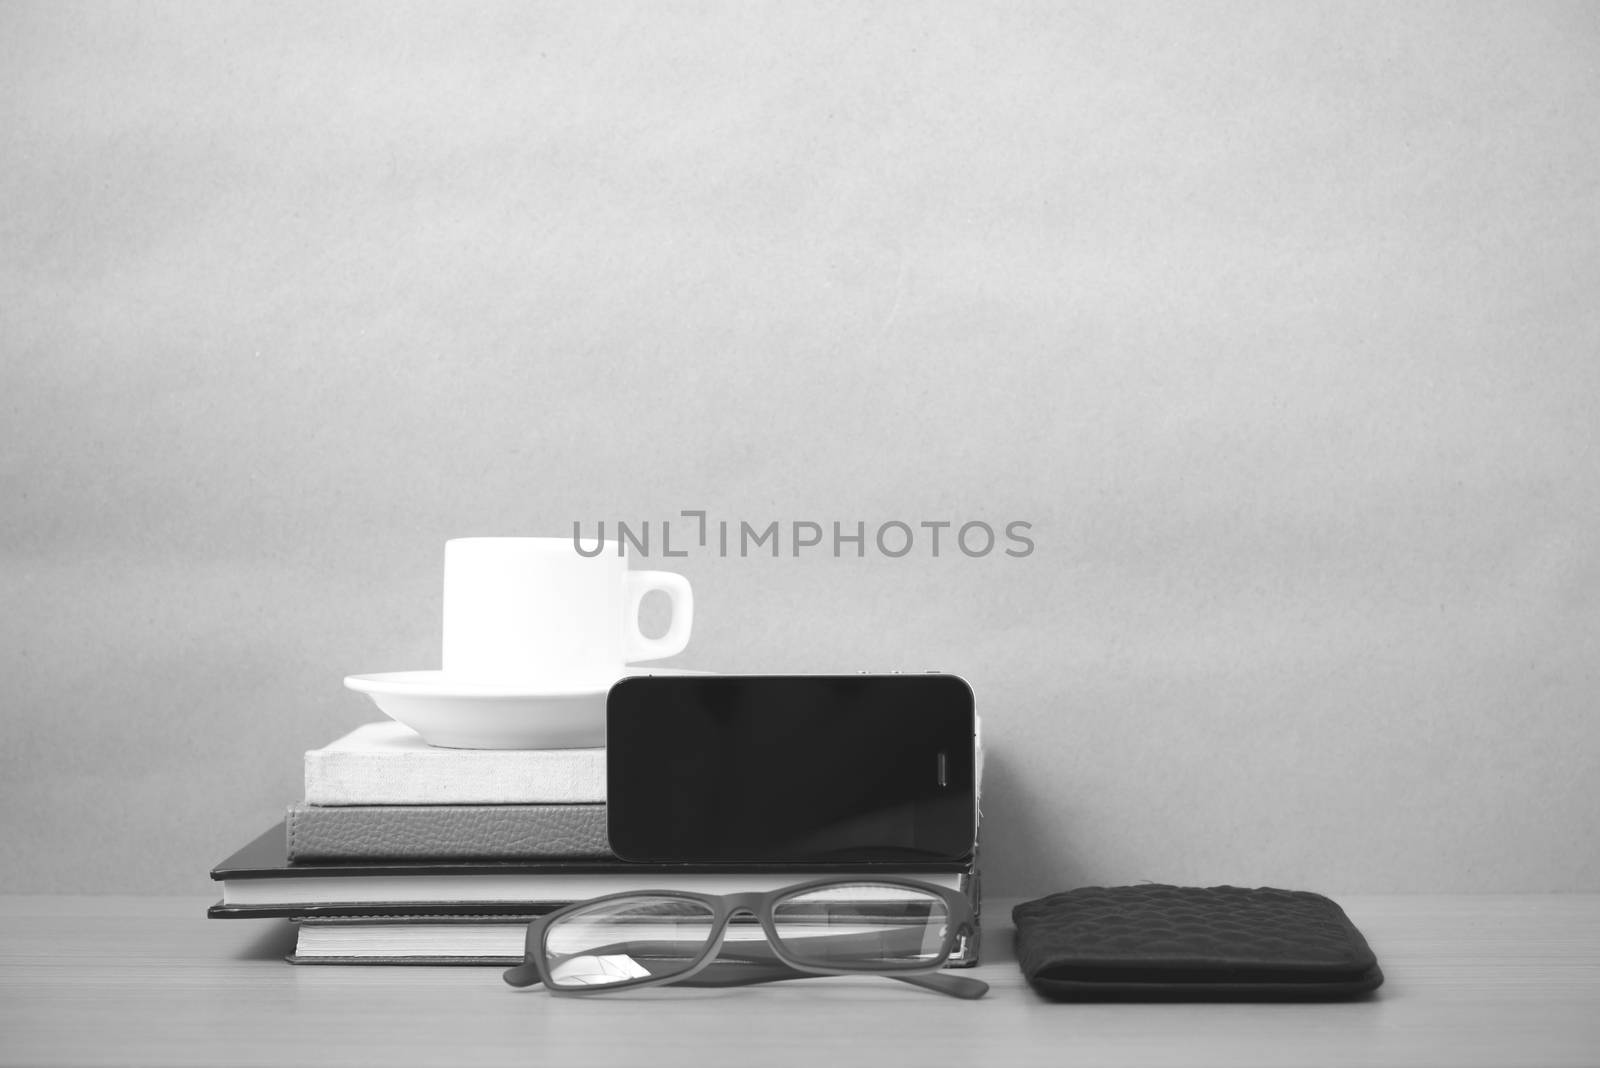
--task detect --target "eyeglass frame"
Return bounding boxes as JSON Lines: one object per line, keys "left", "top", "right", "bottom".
{"left": 502, "top": 876, "right": 987, "bottom": 999}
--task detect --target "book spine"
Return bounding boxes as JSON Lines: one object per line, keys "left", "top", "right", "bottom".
{"left": 286, "top": 803, "right": 612, "bottom": 861}
{"left": 303, "top": 749, "right": 606, "bottom": 805}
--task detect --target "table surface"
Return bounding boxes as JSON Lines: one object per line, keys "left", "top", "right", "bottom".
{"left": 3, "top": 894, "right": 1598, "bottom": 1067}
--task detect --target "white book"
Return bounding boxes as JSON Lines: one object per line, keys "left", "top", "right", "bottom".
{"left": 304, "top": 722, "right": 606, "bottom": 805}
{"left": 291, "top": 913, "right": 979, "bottom": 966}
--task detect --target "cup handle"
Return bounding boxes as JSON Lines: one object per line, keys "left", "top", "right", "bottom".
{"left": 623, "top": 571, "right": 694, "bottom": 663}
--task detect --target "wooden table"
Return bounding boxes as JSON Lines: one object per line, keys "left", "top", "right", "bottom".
{"left": 2, "top": 895, "right": 1597, "bottom": 1067}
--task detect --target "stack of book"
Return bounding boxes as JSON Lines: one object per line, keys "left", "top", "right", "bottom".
{"left": 208, "top": 721, "right": 983, "bottom": 966}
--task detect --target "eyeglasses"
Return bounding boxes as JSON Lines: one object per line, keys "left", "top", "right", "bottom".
{"left": 502, "top": 878, "right": 988, "bottom": 999}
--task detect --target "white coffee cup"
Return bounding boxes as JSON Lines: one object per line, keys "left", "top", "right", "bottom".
{"left": 441, "top": 537, "right": 692, "bottom": 688}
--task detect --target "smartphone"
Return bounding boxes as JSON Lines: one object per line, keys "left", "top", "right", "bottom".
{"left": 606, "top": 673, "right": 976, "bottom": 864}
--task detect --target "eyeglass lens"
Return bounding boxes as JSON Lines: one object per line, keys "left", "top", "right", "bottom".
{"left": 544, "top": 896, "right": 718, "bottom": 988}
{"left": 770, "top": 883, "right": 950, "bottom": 967}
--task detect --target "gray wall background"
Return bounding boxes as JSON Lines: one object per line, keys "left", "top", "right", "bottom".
{"left": 3, "top": 2, "right": 1597, "bottom": 897}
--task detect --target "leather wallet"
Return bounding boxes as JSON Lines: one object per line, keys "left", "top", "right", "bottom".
{"left": 1012, "top": 884, "right": 1383, "bottom": 1000}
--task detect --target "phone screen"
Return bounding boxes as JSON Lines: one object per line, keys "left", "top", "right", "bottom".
{"left": 606, "top": 674, "right": 975, "bottom": 864}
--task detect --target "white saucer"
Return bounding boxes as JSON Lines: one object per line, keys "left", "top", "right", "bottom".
{"left": 343, "top": 667, "right": 712, "bottom": 750}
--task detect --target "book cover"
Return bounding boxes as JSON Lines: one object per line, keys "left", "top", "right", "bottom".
{"left": 286, "top": 802, "right": 612, "bottom": 861}
{"left": 304, "top": 722, "right": 606, "bottom": 805}
{"left": 211, "top": 823, "right": 975, "bottom": 917}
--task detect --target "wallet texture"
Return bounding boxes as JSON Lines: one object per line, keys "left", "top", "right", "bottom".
{"left": 1012, "top": 884, "right": 1383, "bottom": 1000}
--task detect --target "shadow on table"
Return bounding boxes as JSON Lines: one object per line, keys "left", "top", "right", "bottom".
{"left": 232, "top": 918, "right": 298, "bottom": 961}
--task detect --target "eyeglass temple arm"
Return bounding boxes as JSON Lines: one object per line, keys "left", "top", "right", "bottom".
{"left": 679, "top": 958, "right": 987, "bottom": 999}
{"left": 505, "top": 937, "right": 988, "bottom": 999}
{"left": 887, "top": 970, "right": 989, "bottom": 999}
{"left": 706, "top": 937, "right": 987, "bottom": 998}
{"left": 502, "top": 961, "right": 544, "bottom": 988}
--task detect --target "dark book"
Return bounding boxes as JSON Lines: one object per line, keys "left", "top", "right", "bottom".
{"left": 210, "top": 823, "right": 975, "bottom": 919}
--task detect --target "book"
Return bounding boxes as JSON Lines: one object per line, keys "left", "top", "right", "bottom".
{"left": 211, "top": 824, "right": 975, "bottom": 917}
{"left": 289, "top": 914, "right": 546, "bottom": 964}
{"left": 285, "top": 802, "right": 611, "bottom": 861}
{"left": 304, "top": 722, "right": 605, "bottom": 805}
{"left": 287, "top": 908, "right": 981, "bottom": 967}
